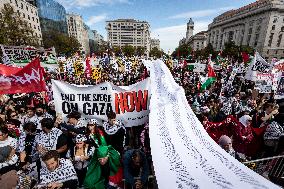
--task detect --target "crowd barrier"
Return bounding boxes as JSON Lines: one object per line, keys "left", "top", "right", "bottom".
{"left": 243, "top": 155, "right": 284, "bottom": 186}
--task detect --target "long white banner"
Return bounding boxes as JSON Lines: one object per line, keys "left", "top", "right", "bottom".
{"left": 144, "top": 59, "right": 279, "bottom": 189}
{"left": 52, "top": 79, "right": 150, "bottom": 127}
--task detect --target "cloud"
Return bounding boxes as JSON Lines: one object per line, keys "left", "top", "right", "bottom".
{"left": 56, "top": 0, "right": 130, "bottom": 9}
{"left": 169, "top": 6, "right": 235, "bottom": 19}
{"left": 152, "top": 21, "right": 210, "bottom": 52}
{"left": 86, "top": 14, "right": 107, "bottom": 27}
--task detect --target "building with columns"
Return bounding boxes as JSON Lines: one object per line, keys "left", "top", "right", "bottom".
{"left": 207, "top": 0, "right": 284, "bottom": 60}
{"left": 0, "top": 0, "right": 42, "bottom": 45}
{"left": 106, "top": 19, "right": 151, "bottom": 55}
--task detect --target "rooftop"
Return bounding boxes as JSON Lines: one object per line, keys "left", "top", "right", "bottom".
{"left": 106, "top": 19, "right": 148, "bottom": 23}
{"left": 212, "top": 0, "right": 271, "bottom": 23}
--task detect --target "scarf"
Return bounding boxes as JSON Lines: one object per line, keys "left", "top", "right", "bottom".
{"left": 37, "top": 128, "right": 62, "bottom": 151}
{"left": 103, "top": 120, "right": 125, "bottom": 135}
{"left": 264, "top": 121, "right": 284, "bottom": 140}
{"left": 75, "top": 118, "right": 86, "bottom": 129}
{"left": 39, "top": 158, "right": 78, "bottom": 185}
{"left": 103, "top": 120, "right": 126, "bottom": 147}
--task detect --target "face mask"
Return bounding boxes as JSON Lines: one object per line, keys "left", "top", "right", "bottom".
{"left": 36, "top": 112, "right": 44, "bottom": 116}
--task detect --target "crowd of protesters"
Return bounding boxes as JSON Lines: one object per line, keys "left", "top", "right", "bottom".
{"left": 0, "top": 53, "right": 283, "bottom": 188}
{"left": 173, "top": 59, "right": 284, "bottom": 162}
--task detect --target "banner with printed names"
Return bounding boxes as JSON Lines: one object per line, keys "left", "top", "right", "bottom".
{"left": 143, "top": 59, "right": 280, "bottom": 189}
{"left": 52, "top": 78, "right": 150, "bottom": 127}
{"left": 0, "top": 45, "right": 57, "bottom": 64}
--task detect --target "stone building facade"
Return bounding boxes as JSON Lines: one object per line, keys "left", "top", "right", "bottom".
{"left": 0, "top": 0, "right": 42, "bottom": 45}
{"left": 208, "top": 0, "right": 284, "bottom": 60}
{"left": 106, "top": 19, "right": 151, "bottom": 55}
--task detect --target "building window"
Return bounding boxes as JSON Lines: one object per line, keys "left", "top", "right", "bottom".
{"left": 267, "top": 50, "right": 269, "bottom": 54}
{"left": 38, "top": 26, "right": 40, "bottom": 30}
{"left": 23, "top": 13, "right": 25, "bottom": 18}
{"left": 32, "top": 17, "right": 34, "bottom": 21}
{"left": 249, "top": 21, "right": 254, "bottom": 26}
{"left": 272, "top": 25, "right": 276, "bottom": 30}
{"left": 249, "top": 28, "right": 253, "bottom": 34}
{"left": 34, "top": 25, "right": 36, "bottom": 29}
{"left": 281, "top": 26, "right": 284, "bottom": 32}
{"left": 29, "top": 23, "right": 31, "bottom": 27}
{"left": 26, "top": 6, "right": 28, "bottom": 11}
{"left": 247, "top": 35, "right": 251, "bottom": 46}
{"left": 256, "top": 26, "right": 261, "bottom": 33}
{"left": 277, "top": 34, "right": 282, "bottom": 47}
{"left": 268, "top": 33, "right": 274, "bottom": 47}
{"left": 254, "top": 34, "right": 259, "bottom": 47}
{"left": 273, "top": 17, "right": 278, "bottom": 23}
{"left": 21, "top": 3, "right": 23, "bottom": 9}
{"left": 36, "top": 18, "right": 38, "bottom": 23}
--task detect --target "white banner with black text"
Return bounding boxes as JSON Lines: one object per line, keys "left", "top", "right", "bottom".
{"left": 144, "top": 59, "right": 280, "bottom": 189}
{"left": 52, "top": 78, "right": 150, "bottom": 127}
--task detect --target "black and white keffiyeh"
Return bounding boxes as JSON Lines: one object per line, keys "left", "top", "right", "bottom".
{"left": 36, "top": 128, "right": 62, "bottom": 151}
{"left": 39, "top": 158, "right": 78, "bottom": 185}
{"left": 264, "top": 121, "right": 284, "bottom": 140}
{"left": 75, "top": 134, "right": 87, "bottom": 143}
{"left": 103, "top": 120, "right": 125, "bottom": 135}
{"left": 75, "top": 118, "right": 86, "bottom": 129}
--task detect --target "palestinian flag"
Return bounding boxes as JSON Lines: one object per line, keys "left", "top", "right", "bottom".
{"left": 201, "top": 63, "right": 216, "bottom": 91}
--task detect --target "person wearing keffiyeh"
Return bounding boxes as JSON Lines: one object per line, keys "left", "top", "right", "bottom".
{"left": 103, "top": 112, "right": 126, "bottom": 154}
{"left": 70, "top": 134, "right": 95, "bottom": 187}
{"left": 39, "top": 150, "right": 78, "bottom": 189}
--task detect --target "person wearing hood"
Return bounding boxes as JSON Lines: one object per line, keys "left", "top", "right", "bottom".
{"left": 232, "top": 115, "right": 254, "bottom": 156}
